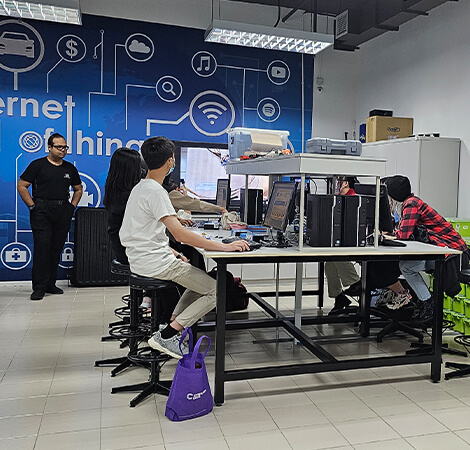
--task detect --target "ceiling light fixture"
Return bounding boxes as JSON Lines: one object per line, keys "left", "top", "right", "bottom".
{"left": 205, "top": 19, "right": 333, "bottom": 55}
{"left": 0, "top": 0, "right": 82, "bottom": 25}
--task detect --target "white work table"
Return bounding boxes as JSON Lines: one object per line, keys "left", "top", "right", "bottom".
{"left": 193, "top": 229, "right": 460, "bottom": 405}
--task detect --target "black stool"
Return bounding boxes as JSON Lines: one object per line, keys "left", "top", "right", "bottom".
{"left": 373, "top": 304, "right": 424, "bottom": 343}
{"left": 111, "top": 273, "right": 178, "bottom": 407}
{"left": 95, "top": 261, "right": 149, "bottom": 373}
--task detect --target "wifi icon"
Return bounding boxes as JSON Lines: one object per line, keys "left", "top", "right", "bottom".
{"left": 198, "top": 101, "right": 228, "bottom": 125}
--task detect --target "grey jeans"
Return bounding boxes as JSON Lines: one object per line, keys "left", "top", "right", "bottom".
{"left": 154, "top": 259, "right": 216, "bottom": 328}
{"left": 399, "top": 259, "right": 434, "bottom": 301}
{"left": 325, "top": 261, "right": 360, "bottom": 298}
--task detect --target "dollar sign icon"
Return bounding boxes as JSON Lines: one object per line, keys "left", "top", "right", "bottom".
{"left": 65, "top": 39, "right": 78, "bottom": 59}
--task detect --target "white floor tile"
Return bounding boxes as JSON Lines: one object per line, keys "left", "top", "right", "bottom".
{"left": 35, "top": 429, "right": 101, "bottom": 450}
{"left": 334, "top": 417, "right": 400, "bottom": 445}
{"left": 1, "top": 282, "right": 470, "bottom": 449}
{"left": 100, "top": 423, "right": 164, "bottom": 449}
{"left": 383, "top": 412, "right": 448, "bottom": 438}
{"left": 429, "top": 406, "right": 470, "bottom": 431}
{"left": 353, "top": 438, "right": 414, "bottom": 450}
{"left": 282, "top": 423, "right": 349, "bottom": 449}
{"left": 225, "top": 430, "right": 290, "bottom": 450}
{"left": 406, "top": 431, "right": 470, "bottom": 450}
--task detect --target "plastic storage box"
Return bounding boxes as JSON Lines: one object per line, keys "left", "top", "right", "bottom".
{"left": 464, "top": 318, "right": 470, "bottom": 335}
{"left": 443, "top": 295, "right": 453, "bottom": 311}
{"left": 305, "top": 138, "right": 362, "bottom": 156}
{"left": 227, "top": 128, "right": 289, "bottom": 160}
{"left": 452, "top": 296, "right": 466, "bottom": 314}
{"left": 447, "top": 218, "right": 470, "bottom": 237}
{"left": 451, "top": 312, "right": 465, "bottom": 333}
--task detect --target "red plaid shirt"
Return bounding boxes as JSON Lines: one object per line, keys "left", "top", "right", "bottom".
{"left": 395, "top": 195, "right": 467, "bottom": 251}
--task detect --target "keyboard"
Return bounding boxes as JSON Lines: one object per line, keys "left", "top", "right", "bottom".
{"left": 221, "top": 236, "right": 261, "bottom": 251}
{"left": 379, "top": 237, "right": 407, "bottom": 247}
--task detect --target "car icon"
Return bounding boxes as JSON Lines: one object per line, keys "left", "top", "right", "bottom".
{"left": 0, "top": 31, "right": 34, "bottom": 58}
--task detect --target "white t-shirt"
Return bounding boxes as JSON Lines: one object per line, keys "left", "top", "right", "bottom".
{"left": 119, "top": 179, "right": 176, "bottom": 277}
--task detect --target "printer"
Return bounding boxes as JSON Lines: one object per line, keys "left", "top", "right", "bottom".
{"left": 228, "top": 127, "right": 289, "bottom": 159}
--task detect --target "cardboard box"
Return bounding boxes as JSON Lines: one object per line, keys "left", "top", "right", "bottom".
{"left": 366, "top": 116, "right": 413, "bottom": 143}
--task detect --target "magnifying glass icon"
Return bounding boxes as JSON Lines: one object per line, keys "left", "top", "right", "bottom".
{"left": 162, "top": 81, "right": 176, "bottom": 96}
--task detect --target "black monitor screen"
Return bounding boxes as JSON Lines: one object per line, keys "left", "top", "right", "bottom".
{"left": 216, "top": 179, "right": 230, "bottom": 209}
{"left": 354, "top": 183, "right": 394, "bottom": 233}
{"left": 263, "top": 181, "right": 297, "bottom": 232}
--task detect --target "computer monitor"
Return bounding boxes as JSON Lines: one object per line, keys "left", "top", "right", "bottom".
{"left": 354, "top": 183, "right": 394, "bottom": 234}
{"left": 263, "top": 181, "right": 297, "bottom": 232}
{"left": 216, "top": 179, "right": 230, "bottom": 210}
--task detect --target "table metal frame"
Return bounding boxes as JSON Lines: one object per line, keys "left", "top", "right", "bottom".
{"left": 198, "top": 242, "right": 457, "bottom": 405}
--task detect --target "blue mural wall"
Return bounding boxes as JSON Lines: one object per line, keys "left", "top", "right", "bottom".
{"left": 0, "top": 14, "right": 313, "bottom": 281}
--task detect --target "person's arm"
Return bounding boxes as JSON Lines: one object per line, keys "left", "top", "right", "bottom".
{"left": 396, "top": 203, "right": 419, "bottom": 240}
{"left": 17, "top": 179, "right": 34, "bottom": 208}
{"left": 70, "top": 184, "right": 83, "bottom": 207}
{"left": 161, "top": 215, "right": 249, "bottom": 252}
{"left": 169, "top": 190, "right": 224, "bottom": 213}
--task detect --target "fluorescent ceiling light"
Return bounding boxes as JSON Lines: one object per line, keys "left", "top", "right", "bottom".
{"left": 0, "top": 0, "right": 82, "bottom": 25}
{"left": 205, "top": 19, "right": 333, "bottom": 55}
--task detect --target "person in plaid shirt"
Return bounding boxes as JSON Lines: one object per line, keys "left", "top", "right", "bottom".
{"left": 385, "top": 175, "right": 468, "bottom": 323}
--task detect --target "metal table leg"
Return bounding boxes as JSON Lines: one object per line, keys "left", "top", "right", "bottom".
{"left": 214, "top": 262, "right": 227, "bottom": 406}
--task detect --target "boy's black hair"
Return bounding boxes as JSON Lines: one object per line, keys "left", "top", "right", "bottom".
{"left": 141, "top": 136, "right": 175, "bottom": 170}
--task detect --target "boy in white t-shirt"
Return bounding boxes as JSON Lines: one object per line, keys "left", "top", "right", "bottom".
{"left": 120, "top": 136, "right": 249, "bottom": 359}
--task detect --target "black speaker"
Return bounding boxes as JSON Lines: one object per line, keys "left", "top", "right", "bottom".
{"left": 71, "top": 207, "right": 128, "bottom": 286}
{"left": 240, "top": 189, "right": 263, "bottom": 225}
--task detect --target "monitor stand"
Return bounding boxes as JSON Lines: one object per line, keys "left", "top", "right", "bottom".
{"left": 264, "top": 230, "right": 292, "bottom": 248}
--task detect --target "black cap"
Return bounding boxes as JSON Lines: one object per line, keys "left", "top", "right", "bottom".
{"left": 385, "top": 175, "right": 411, "bottom": 202}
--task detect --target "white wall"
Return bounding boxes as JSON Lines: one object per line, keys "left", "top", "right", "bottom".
{"left": 81, "top": 0, "right": 470, "bottom": 216}
{"left": 311, "top": 49, "right": 358, "bottom": 140}
{"left": 353, "top": 1, "right": 470, "bottom": 217}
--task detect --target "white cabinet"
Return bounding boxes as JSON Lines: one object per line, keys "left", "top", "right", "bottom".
{"left": 362, "top": 137, "right": 460, "bottom": 217}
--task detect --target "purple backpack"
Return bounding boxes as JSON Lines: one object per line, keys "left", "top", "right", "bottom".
{"left": 165, "top": 328, "right": 213, "bottom": 421}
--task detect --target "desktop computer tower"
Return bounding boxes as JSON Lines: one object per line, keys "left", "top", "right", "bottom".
{"left": 306, "top": 194, "right": 342, "bottom": 247}
{"left": 240, "top": 189, "right": 263, "bottom": 225}
{"left": 342, "top": 196, "right": 367, "bottom": 247}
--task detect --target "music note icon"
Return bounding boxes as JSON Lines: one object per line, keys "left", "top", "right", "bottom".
{"left": 197, "top": 56, "right": 210, "bottom": 72}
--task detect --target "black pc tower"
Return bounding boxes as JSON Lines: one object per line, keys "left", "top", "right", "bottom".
{"left": 306, "top": 194, "right": 343, "bottom": 247}
{"left": 341, "top": 196, "right": 367, "bottom": 247}
{"left": 240, "top": 188, "right": 263, "bottom": 225}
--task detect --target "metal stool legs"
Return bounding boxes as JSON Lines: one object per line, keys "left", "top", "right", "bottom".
{"left": 111, "top": 290, "right": 172, "bottom": 407}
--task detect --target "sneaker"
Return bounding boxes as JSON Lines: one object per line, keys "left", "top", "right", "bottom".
{"left": 329, "top": 292, "right": 351, "bottom": 315}
{"left": 343, "top": 280, "right": 362, "bottom": 297}
{"left": 385, "top": 290, "right": 412, "bottom": 310}
{"left": 375, "top": 289, "right": 394, "bottom": 307}
{"left": 139, "top": 296, "right": 152, "bottom": 309}
{"left": 30, "top": 290, "right": 45, "bottom": 301}
{"left": 148, "top": 331, "right": 183, "bottom": 359}
{"left": 412, "top": 299, "right": 433, "bottom": 323}
{"left": 46, "top": 286, "right": 63, "bottom": 295}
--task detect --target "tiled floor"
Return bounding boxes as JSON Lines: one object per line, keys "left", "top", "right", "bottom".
{"left": 1, "top": 280, "right": 470, "bottom": 449}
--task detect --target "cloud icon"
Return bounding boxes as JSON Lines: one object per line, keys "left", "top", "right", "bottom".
{"left": 128, "top": 39, "right": 150, "bottom": 54}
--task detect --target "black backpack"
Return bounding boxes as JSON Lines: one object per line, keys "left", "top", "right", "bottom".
{"left": 208, "top": 269, "right": 249, "bottom": 312}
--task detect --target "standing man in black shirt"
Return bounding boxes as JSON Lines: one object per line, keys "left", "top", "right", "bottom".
{"left": 17, "top": 133, "right": 83, "bottom": 300}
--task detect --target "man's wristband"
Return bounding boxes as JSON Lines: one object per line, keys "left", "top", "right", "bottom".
{"left": 176, "top": 252, "right": 183, "bottom": 259}
{"left": 28, "top": 204, "right": 35, "bottom": 211}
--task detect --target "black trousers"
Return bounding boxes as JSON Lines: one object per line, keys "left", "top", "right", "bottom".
{"left": 30, "top": 200, "right": 75, "bottom": 292}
